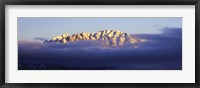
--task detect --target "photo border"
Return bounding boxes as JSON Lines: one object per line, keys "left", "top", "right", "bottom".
{"left": 0, "top": 0, "right": 200, "bottom": 88}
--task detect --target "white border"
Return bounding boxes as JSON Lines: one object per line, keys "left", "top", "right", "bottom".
{"left": 5, "top": 5, "right": 195, "bottom": 83}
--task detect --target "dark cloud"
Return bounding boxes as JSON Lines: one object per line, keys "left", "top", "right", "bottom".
{"left": 18, "top": 27, "right": 182, "bottom": 70}
{"left": 135, "top": 27, "right": 182, "bottom": 41}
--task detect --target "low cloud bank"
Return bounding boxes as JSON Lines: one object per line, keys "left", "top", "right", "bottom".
{"left": 18, "top": 27, "right": 182, "bottom": 70}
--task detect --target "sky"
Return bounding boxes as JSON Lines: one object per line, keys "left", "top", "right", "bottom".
{"left": 17, "top": 17, "right": 182, "bottom": 41}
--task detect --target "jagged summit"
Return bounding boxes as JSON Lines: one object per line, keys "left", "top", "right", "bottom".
{"left": 44, "top": 30, "right": 143, "bottom": 48}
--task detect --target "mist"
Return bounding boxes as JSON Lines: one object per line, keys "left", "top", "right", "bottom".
{"left": 18, "top": 27, "right": 182, "bottom": 70}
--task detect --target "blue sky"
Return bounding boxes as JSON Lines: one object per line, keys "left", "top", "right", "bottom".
{"left": 18, "top": 17, "right": 182, "bottom": 41}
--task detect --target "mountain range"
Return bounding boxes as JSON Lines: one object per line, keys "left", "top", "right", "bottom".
{"left": 44, "top": 30, "right": 145, "bottom": 48}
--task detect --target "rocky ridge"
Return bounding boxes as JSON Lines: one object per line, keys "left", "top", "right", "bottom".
{"left": 44, "top": 30, "right": 144, "bottom": 48}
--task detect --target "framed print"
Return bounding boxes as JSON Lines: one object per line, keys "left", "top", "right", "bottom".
{"left": 0, "top": 0, "right": 200, "bottom": 88}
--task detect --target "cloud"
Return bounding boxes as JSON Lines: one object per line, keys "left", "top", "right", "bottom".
{"left": 18, "top": 27, "right": 182, "bottom": 70}
{"left": 34, "top": 38, "right": 48, "bottom": 42}
{"left": 136, "top": 27, "right": 181, "bottom": 41}
{"left": 43, "top": 40, "right": 106, "bottom": 49}
{"left": 134, "top": 27, "right": 182, "bottom": 48}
